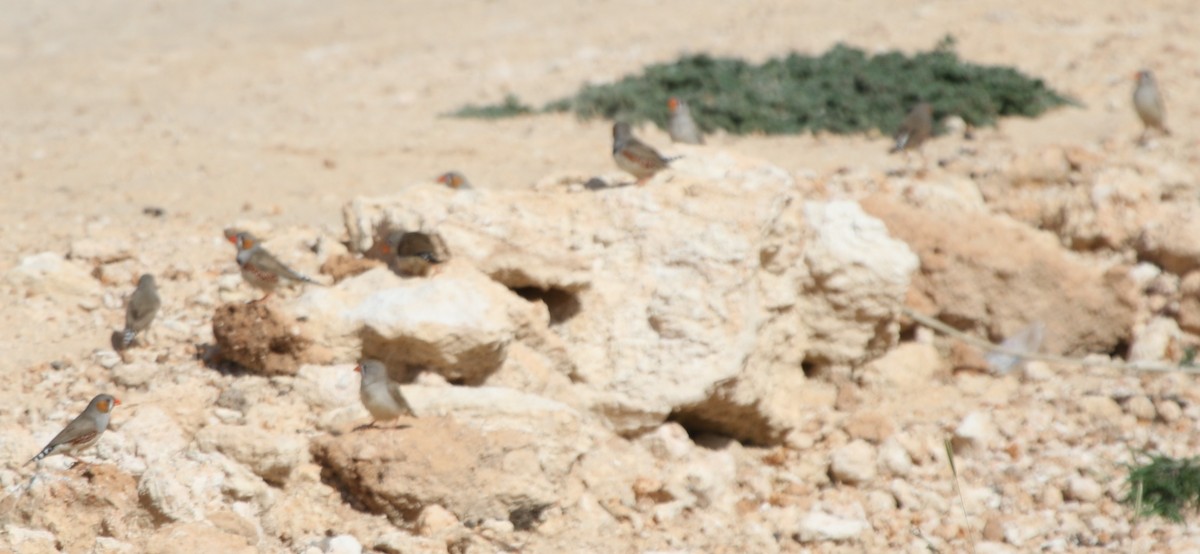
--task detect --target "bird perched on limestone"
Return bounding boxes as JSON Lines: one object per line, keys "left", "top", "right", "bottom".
{"left": 1133, "top": 69, "right": 1169, "bottom": 139}
{"left": 355, "top": 360, "right": 412, "bottom": 426}
{"left": 612, "top": 122, "right": 677, "bottom": 185}
{"left": 225, "top": 229, "right": 322, "bottom": 302}
{"left": 27, "top": 394, "right": 120, "bottom": 467}
{"left": 377, "top": 230, "right": 449, "bottom": 277}
{"left": 121, "top": 274, "right": 161, "bottom": 349}
{"left": 667, "top": 97, "right": 704, "bottom": 145}
{"left": 436, "top": 171, "right": 472, "bottom": 190}
{"left": 890, "top": 102, "right": 934, "bottom": 153}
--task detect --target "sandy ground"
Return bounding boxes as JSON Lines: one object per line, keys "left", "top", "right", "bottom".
{"left": 0, "top": 0, "right": 1197, "bottom": 381}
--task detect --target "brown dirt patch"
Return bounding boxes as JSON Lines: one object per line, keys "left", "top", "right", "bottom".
{"left": 211, "top": 301, "right": 315, "bottom": 376}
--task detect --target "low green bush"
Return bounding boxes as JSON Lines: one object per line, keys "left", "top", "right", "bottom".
{"left": 449, "top": 94, "right": 534, "bottom": 119}
{"left": 451, "top": 37, "right": 1073, "bottom": 136}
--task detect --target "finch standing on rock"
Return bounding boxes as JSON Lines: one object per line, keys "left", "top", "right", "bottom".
{"left": 122, "top": 274, "right": 161, "bottom": 349}
{"left": 1133, "top": 69, "right": 1169, "bottom": 139}
{"left": 356, "top": 360, "right": 412, "bottom": 426}
{"left": 225, "top": 230, "right": 322, "bottom": 302}
{"left": 379, "top": 230, "right": 449, "bottom": 277}
{"left": 612, "top": 122, "right": 676, "bottom": 185}
{"left": 436, "top": 171, "right": 472, "bottom": 190}
{"left": 667, "top": 97, "right": 704, "bottom": 145}
{"left": 890, "top": 102, "right": 934, "bottom": 153}
{"left": 26, "top": 394, "right": 120, "bottom": 467}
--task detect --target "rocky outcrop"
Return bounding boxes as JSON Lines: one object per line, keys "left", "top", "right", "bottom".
{"left": 7, "top": 142, "right": 1187, "bottom": 554}
{"left": 330, "top": 153, "right": 917, "bottom": 444}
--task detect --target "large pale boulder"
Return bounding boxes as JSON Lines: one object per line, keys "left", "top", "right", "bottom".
{"left": 295, "top": 265, "right": 564, "bottom": 385}
{"left": 338, "top": 152, "right": 917, "bottom": 443}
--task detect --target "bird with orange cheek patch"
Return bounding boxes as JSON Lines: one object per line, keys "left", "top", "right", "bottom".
{"left": 355, "top": 360, "right": 412, "bottom": 427}
{"left": 612, "top": 122, "right": 678, "bottom": 185}
{"left": 225, "top": 229, "right": 322, "bottom": 302}
{"left": 667, "top": 97, "right": 704, "bottom": 145}
{"left": 27, "top": 394, "right": 120, "bottom": 467}
{"left": 436, "top": 171, "right": 472, "bottom": 190}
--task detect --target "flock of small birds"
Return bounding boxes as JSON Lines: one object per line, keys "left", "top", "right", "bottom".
{"left": 23, "top": 72, "right": 1170, "bottom": 469}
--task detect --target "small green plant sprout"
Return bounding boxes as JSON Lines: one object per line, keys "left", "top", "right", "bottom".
{"left": 1124, "top": 452, "right": 1200, "bottom": 523}
{"left": 944, "top": 439, "right": 977, "bottom": 554}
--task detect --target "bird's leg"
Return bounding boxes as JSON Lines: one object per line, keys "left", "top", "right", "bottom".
{"left": 916, "top": 150, "right": 930, "bottom": 178}
{"left": 899, "top": 150, "right": 914, "bottom": 174}
{"left": 252, "top": 292, "right": 273, "bottom": 304}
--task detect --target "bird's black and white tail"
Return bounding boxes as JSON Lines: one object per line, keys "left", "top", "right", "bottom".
{"left": 25, "top": 445, "right": 54, "bottom": 466}
{"left": 121, "top": 328, "right": 137, "bottom": 349}
{"left": 298, "top": 273, "right": 324, "bottom": 286}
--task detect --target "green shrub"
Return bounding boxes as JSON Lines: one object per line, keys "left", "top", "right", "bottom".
{"left": 1124, "top": 453, "right": 1200, "bottom": 522}
{"left": 451, "top": 37, "right": 1073, "bottom": 136}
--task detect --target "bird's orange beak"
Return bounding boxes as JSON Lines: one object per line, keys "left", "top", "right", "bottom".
{"left": 227, "top": 234, "right": 238, "bottom": 245}
{"left": 668, "top": 97, "right": 679, "bottom": 111}
{"left": 353, "top": 364, "right": 362, "bottom": 373}
{"left": 436, "top": 174, "right": 448, "bottom": 184}
{"left": 114, "top": 398, "right": 121, "bottom": 406}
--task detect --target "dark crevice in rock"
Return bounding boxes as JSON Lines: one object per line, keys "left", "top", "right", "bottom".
{"left": 1109, "top": 339, "right": 1130, "bottom": 360}
{"left": 801, "top": 359, "right": 819, "bottom": 379}
{"left": 509, "top": 286, "right": 581, "bottom": 325}
{"left": 667, "top": 389, "right": 781, "bottom": 447}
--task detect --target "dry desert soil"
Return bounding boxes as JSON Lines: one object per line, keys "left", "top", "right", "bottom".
{"left": 4, "top": 1, "right": 1200, "bottom": 553}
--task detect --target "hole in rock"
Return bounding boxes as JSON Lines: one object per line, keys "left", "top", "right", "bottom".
{"left": 1109, "top": 339, "right": 1130, "bottom": 360}
{"left": 510, "top": 286, "right": 581, "bottom": 325}
{"left": 801, "top": 360, "right": 819, "bottom": 378}
{"left": 667, "top": 404, "right": 778, "bottom": 448}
